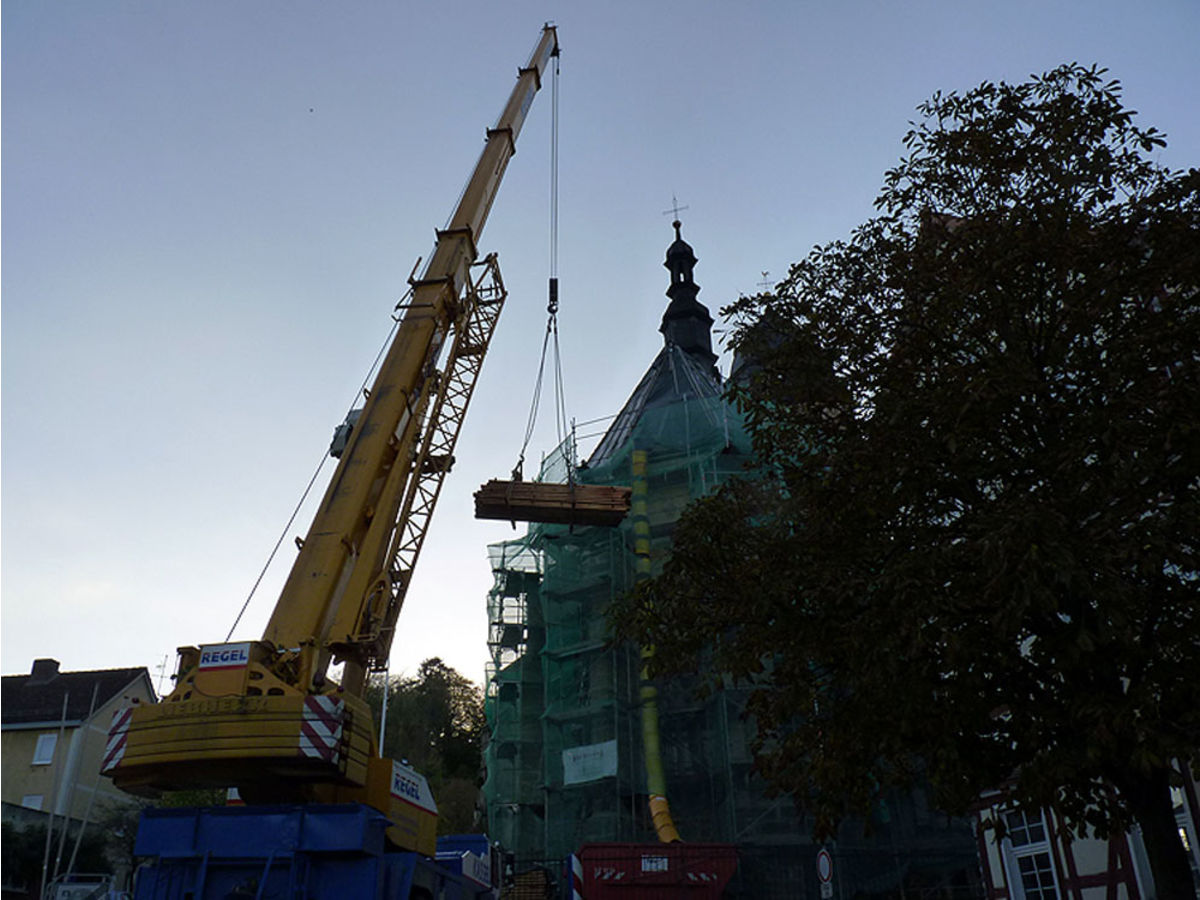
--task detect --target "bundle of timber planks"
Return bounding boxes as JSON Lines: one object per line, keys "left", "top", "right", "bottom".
{"left": 474, "top": 479, "right": 632, "bottom": 527}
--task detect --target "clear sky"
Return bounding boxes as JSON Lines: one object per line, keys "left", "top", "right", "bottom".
{"left": 4, "top": 1, "right": 1198, "bottom": 690}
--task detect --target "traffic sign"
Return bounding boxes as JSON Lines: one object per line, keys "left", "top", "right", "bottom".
{"left": 817, "top": 848, "right": 833, "bottom": 883}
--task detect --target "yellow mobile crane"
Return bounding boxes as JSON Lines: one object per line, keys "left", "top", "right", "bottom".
{"left": 104, "top": 26, "right": 559, "bottom": 862}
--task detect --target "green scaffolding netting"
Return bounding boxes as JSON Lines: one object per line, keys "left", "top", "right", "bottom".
{"left": 481, "top": 348, "right": 981, "bottom": 898}
{"left": 484, "top": 374, "right": 755, "bottom": 862}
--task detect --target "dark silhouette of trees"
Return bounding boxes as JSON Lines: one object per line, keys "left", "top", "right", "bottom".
{"left": 368, "top": 657, "right": 486, "bottom": 834}
{"left": 2, "top": 818, "right": 113, "bottom": 899}
{"left": 614, "top": 65, "right": 1199, "bottom": 897}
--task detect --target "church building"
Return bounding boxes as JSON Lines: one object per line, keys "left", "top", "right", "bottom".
{"left": 481, "top": 223, "right": 981, "bottom": 898}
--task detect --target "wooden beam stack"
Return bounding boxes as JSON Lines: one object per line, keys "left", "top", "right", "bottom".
{"left": 474, "top": 479, "right": 632, "bottom": 527}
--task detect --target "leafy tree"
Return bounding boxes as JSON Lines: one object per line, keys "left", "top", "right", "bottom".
{"left": 613, "top": 65, "right": 1199, "bottom": 897}
{"left": 161, "top": 788, "right": 228, "bottom": 807}
{"left": 91, "top": 802, "right": 147, "bottom": 887}
{"left": 368, "top": 657, "right": 486, "bottom": 833}
{"left": 2, "top": 820, "right": 110, "bottom": 897}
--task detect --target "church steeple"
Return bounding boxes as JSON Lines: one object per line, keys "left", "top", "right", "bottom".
{"left": 660, "top": 220, "right": 718, "bottom": 372}
{"left": 584, "top": 220, "right": 726, "bottom": 467}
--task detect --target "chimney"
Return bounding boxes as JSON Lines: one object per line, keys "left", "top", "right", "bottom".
{"left": 29, "top": 658, "right": 61, "bottom": 685}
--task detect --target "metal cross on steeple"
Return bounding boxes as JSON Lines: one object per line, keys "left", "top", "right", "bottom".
{"left": 662, "top": 194, "right": 689, "bottom": 221}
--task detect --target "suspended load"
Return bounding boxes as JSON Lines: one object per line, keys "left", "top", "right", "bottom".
{"left": 474, "top": 478, "right": 631, "bottom": 527}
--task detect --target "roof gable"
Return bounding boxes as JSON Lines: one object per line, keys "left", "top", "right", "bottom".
{"left": 2, "top": 664, "right": 152, "bottom": 726}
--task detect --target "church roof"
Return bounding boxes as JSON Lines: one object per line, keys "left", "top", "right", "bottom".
{"left": 586, "top": 341, "right": 724, "bottom": 467}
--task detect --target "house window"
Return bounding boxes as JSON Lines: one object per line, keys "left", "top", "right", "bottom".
{"left": 1005, "top": 809, "right": 1048, "bottom": 845}
{"left": 1016, "top": 851, "right": 1059, "bottom": 900}
{"left": 1004, "top": 809, "right": 1060, "bottom": 900}
{"left": 21, "top": 794, "right": 44, "bottom": 811}
{"left": 32, "top": 733, "right": 57, "bottom": 765}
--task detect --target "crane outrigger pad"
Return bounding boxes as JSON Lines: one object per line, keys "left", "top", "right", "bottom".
{"left": 474, "top": 479, "right": 631, "bottom": 527}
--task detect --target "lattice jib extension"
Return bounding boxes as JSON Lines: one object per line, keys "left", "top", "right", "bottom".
{"left": 358, "top": 254, "right": 508, "bottom": 671}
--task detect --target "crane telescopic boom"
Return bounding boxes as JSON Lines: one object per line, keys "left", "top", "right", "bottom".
{"left": 104, "top": 26, "right": 559, "bottom": 852}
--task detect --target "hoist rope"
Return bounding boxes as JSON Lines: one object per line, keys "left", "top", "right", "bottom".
{"left": 516, "top": 324, "right": 554, "bottom": 477}
{"left": 225, "top": 451, "right": 328, "bottom": 642}
{"left": 514, "top": 49, "right": 572, "bottom": 484}
{"left": 226, "top": 305, "right": 405, "bottom": 640}
{"left": 549, "top": 43, "right": 559, "bottom": 285}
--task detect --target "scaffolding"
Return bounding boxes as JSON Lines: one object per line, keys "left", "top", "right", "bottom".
{"left": 482, "top": 343, "right": 982, "bottom": 896}
{"left": 483, "top": 358, "right": 763, "bottom": 859}
{"left": 477, "top": 357, "right": 984, "bottom": 897}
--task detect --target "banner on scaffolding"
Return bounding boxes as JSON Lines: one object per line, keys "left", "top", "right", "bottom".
{"left": 562, "top": 739, "right": 618, "bottom": 785}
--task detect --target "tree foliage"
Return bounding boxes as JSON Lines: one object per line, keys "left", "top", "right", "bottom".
{"left": 1, "top": 820, "right": 111, "bottom": 895}
{"left": 368, "top": 657, "right": 486, "bottom": 834}
{"left": 613, "top": 65, "right": 1198, "bottom": 896}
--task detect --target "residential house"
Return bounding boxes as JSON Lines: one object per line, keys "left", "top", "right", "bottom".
{"left": 2, "top": 657, "right": 155, "bottom": 825}
{"left": 973, "top": 770, "right": 1200, "bottom": 900}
